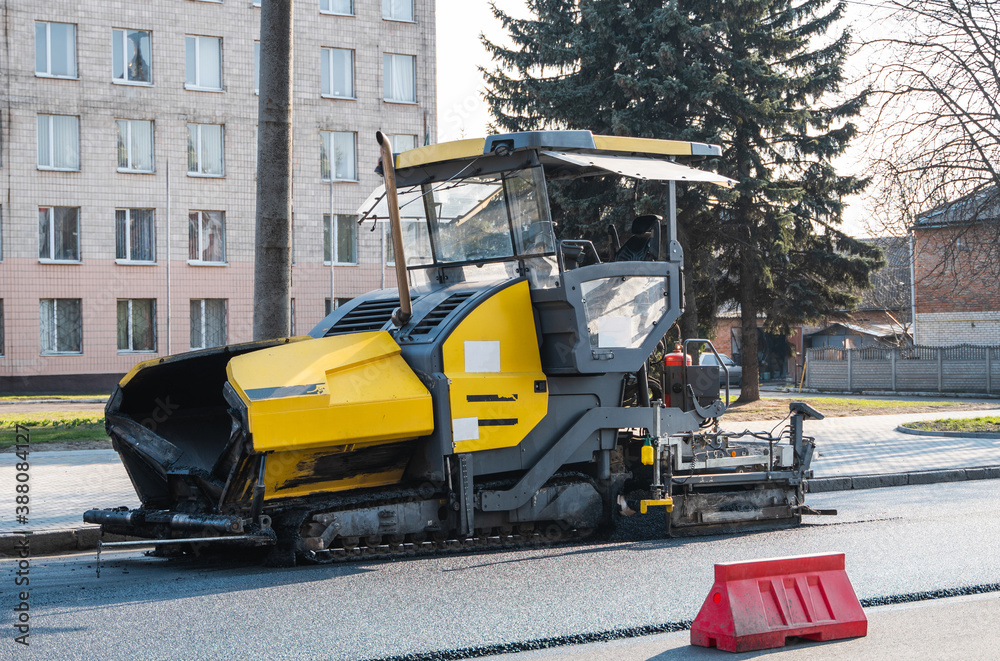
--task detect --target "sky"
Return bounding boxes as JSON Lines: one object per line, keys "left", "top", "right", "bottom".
{"left": 435, "top": 1, "right": 530, "bottom": 143}
{"left": 433, "top": 0, "right": 883, "bottom": 237}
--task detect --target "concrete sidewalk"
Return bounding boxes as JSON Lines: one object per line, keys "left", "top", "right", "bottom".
{"left": 1, "top": 407, "right": 999, "bottom": 553}
{"left": 720, "top": 408, "right": 1000, "bottom": 478}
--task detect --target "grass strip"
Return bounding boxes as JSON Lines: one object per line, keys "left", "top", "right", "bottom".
{"left": 903, "top": 416, "right": 1000, "bottom": 433}
{"left": 0, "top": 411, "right": 109, "bottom": 447}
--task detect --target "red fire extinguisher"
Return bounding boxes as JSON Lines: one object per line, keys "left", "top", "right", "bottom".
{"left": 663, "top": 345, "right": 692, "bottom": 407}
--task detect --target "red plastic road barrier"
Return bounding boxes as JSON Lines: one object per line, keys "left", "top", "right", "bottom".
{"left": 690, "top": 552, "right": 867, "bottom": 653}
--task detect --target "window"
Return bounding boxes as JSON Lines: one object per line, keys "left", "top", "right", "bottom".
{"left": 0, "top": 206, "right": 3, "bottom": 261}
{"left": 185, "top": 35, "right": 222, "bottom": 90}
{"left": 190, "top": 299, "right": 226, "bottom": 349}
{"left": 391, "top": 134, "right": 417, "bottom": 153}
{"left": 187, "top": 124, "right": 224, "bottom": 176}
{"left": 117, "top": 299, "right": 156, "bottom": 352}
{"left": 35, "top": 22, "right": 77, "bottom": 78}
{"left": 112, "top": 29, "right": 152, "bottom": 84}
{"left": 253, "top": 0, "right": 261, "bottom": 6}
{"left": 116, "top": 119, "right": 154, "bottom": 172}
{"left": 254, "top": 41, "right": 260, "bottom": 94}
{"left": 382, "top": 0, "right": 414, "bottom": 22}
{"left": 116, "top": 209, "right": 155, "bottom": 262}
{"left": 40, "top": 299, "right": 82, "bottom": 354}
{"left": 325, "top": 297, "right": 352, "bottom": 315}
{"left": 383, "top": 54, "right": 415, "bottom": 103}
{"left": 0, "top": 299, "right": 4, "bottom": 356}
{"left": 38, "top": 207, "right": 80, "bottom": 262}
{"left": 188, "top": 210, "right": 225, "bottom": 263}
{"left": 320, "top": 131, "right": 357, "bottom": 181}
{"left": 321, "top": 48, "right": 354, "bottom": 99}
{"left": 290, "top": 298, "right": 296, "bottom": 336}
{"left": 37, "top": 115, "right": 80, "bottom": 170}
{"left": 324, "top": 214, "right": 357, "bottom": 264}
{"left": 321, "top": 0, "right": 353, "bottom": 14}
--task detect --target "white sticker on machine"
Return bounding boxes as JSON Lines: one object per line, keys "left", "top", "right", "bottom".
{"left": 464, "top": 340, "right": 501, "bottom": 373}
{"left": 598, "top": 316, "right": 631, "bottom": 348}
{"left": 453, "top": 417, "right": 480, "bottom": 442}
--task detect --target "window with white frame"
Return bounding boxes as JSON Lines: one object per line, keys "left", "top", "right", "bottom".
{"left": 324, "top": 214, "right": 357, "bottom": 264}
{"left": 37, "top": 115, "right": 80, "bottom": 171}
{"left": 112, "top": 29, "right": 152, "bottom": 84}
{"left": 40, "top": 298, "right": 82, "bottom": 354}
{"left": 254, "top": 41, "right": 260, "bottom": 94}
{"left": 116, "top": 209, "right": 155, "bottom": 262}
{"left": 187, "top": 124, "right": 224, "bottom": 176}
{"left": 382, "top": 0, "right": 414, "bottom": 22}
{"left": 320, "top": 131, "right": 356, "bottom": 181}
{"left": 117, "top": 299, "right": 156, "bottom": 352}
{"left": 383, "top": 53, "right": 415, "bottom": 103}
{"left": 116, "top": 119, "right": 154, "bottom": 172}
{"left": 321, "top": 48, "right": 354, "bottom": 99}
{"left": 391, "top": 134, "right": 417, "bottom": 153}
{"left": 185, "top": 35, "right": 222, "bottom": 90}
{"left": 188, "top": 210, "right": 225, "bottom": 263}
{"left": 190, "top": 299, "right": 226, "bottom": 349}
{"left": 38, "top": 207, "right": 80, "bottom": 262}
{"left": 35, "top": 22, "right": 77, "bottom": 78}
{"left": 321, "top": 0, "right": 353, "bottom": 14}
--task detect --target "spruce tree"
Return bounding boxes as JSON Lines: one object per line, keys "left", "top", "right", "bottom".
{"left": 484, "top": 0, "right": 882, "bottom": 402}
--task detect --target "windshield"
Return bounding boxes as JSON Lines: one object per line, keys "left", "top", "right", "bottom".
{"left": 358, "top": 166, "right": 556, "bottom": 268}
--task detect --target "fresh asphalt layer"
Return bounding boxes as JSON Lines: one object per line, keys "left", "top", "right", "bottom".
{"left": 3, "top": 402, "right": 1000, "bottom": 556}
{"left": 3, "top": 479, "right": 1000, "bottom": 660}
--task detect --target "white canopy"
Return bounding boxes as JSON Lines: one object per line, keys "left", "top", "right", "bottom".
{"left": 542, "top": 151, "right": 737, "bottom": 188}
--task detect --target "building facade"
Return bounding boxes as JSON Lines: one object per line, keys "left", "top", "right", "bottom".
{"left": 912, "top": 190, "right": 1000, "bottom": 346}
{"left": 0, "top": 0, "right": 436, "bottom": 392}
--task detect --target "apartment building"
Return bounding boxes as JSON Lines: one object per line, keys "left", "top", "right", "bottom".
{"left": 0, "top": 0, "right": 436, "bottom": 392}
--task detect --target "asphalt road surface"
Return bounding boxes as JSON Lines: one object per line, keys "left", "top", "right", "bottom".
{"left": 3, "top": 480, "right": 999, "bottom": 660}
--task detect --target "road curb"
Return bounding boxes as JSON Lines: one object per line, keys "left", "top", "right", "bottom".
{"left": 807, "top": 465, "right": 1000, "bottom": 493}
{"left": 895, "top": 425, "right": 1000, "bottom": 439}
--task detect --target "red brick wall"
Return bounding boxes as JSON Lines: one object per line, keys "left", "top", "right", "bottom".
{"left": 914, "top": 225, "right": 1000, "bottom": 314}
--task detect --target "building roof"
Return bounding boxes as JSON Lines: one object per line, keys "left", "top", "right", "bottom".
{"left": 915, "top": 185, "right": 1000, "bottom": 228}
{"left": 806, "top": 322, "right": 904, "bottom": 339}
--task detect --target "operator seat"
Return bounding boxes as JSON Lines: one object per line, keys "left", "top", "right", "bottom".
{"left": 614, "top": 214, "right": 661, "bottom": 262}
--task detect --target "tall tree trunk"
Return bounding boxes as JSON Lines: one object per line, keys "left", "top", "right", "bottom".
{"left": 737, "top": 245, "right": 760, "bottom": 403}
{"left": 676, "top": 219, "right": 699, "bottom": 359}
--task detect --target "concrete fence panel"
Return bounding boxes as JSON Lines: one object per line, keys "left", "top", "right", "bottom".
{"left": 806, "top": 344, "right": 1000, "bottom": 395}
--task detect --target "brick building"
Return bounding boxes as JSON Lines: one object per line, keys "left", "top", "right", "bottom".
{"left": 912, "top": 188, "right": 1000, "bottom": 346}
{"left": 0, "top": 0, "right": 436, "bottom": 392}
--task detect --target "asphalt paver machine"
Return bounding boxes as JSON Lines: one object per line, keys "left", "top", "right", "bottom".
{"left": 86, "top": 130, "right": 826, "bottom": 563}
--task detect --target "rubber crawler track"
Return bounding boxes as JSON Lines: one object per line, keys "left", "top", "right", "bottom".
{"left": 361, "top": 583, "right": 1000, "bottom": 661}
